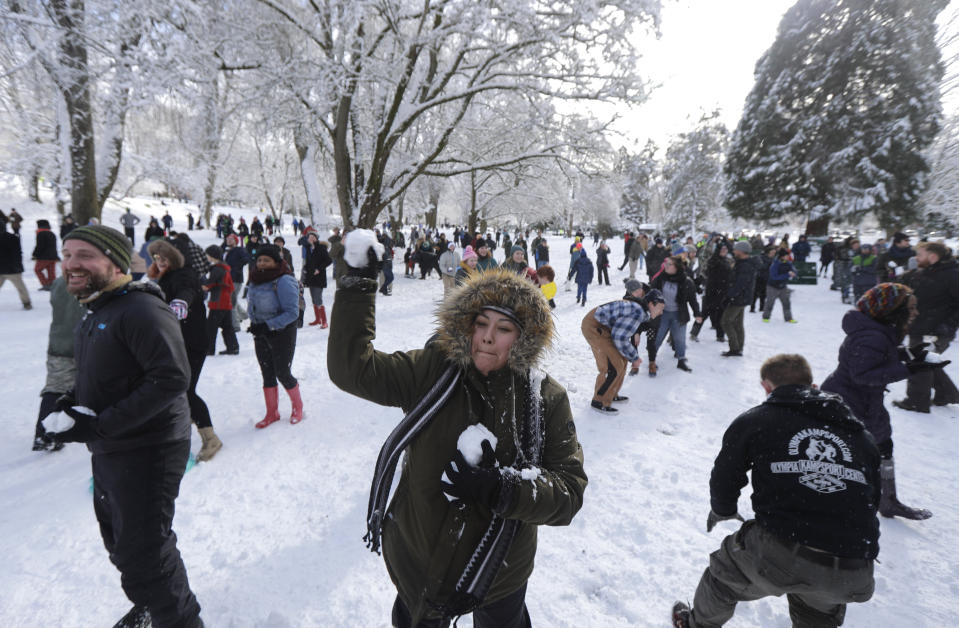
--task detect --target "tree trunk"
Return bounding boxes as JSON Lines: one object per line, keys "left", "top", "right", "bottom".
{"left": 200, "top": 79, "right": 222, "bottom": 228}
{"left": 467, "top": 171, "right": 478, "bottom": 234}
{"left": 805, "top": 215, "right": 830, "bottom": 236}
{"left": 52, "top": 0, "right": 99, "bottom": 226}
{"left": 96, "top": 35, "right": 138, "bottom": 212}
{"left": 27, "top": 171, "right": 40, "bottom": 202}
{"left": 294, "top": 128, "right": 330, "bottom": 231}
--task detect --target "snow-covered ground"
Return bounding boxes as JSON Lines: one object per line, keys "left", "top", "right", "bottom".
{"left": 1, "top": 185, "right": 958, "bottom": 626}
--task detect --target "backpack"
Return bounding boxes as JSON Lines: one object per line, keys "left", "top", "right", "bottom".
{"left": 273, "top": 275, "right": 307, "bottom": 328}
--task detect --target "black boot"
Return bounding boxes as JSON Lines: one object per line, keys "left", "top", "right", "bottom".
{"left": 113, "top": 605, "right": 151, "bottom": 628}
{"left": 677, "top": 359, "right": 692, "bottom": 372}
{"left": 671, "top": 601, "right": 691, "bottom": 628}
{"left": 879, "top": 458, "right": 931, "bottom": 520}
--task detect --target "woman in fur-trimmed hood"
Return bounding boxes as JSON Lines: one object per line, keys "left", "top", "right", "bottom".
{"left": 328, "top": 242, "right": 587, "bottom": 628}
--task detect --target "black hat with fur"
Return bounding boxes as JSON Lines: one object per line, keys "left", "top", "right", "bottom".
{"left": 434, "top": 267, "right": 553, "bottom": 374}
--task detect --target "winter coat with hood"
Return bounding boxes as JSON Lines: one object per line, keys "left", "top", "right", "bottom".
{"left": 148, "top": 240, "right": 207, "bottom": 355}
{"left": 820, "top": 310, "right": 910, "bottom": 444}
{"left": 901, "top": 258, "right": 959, "bottom": 337}
{"left": 303, "top": 241, "right": 333, "bottom": 288}
{"left": 726, "top": 255, "right": 760, "bottom": 306}
{"left": 73, "top": 278, "right": 192, "bottom": 455}
{"left": 328, "top": 267, "right": 587, "bottom": 624}
{"left": 703, "top": 250, "right": 733, "bottom": 310}
{"left": 650, "top": 266, "right": 701, "bottom": 325}
{"left": 645, "top": 244, "right": 669, "bottom": 275}
{"left": 0, "top": 229, "right": 24, "bottom": 274}
{"left": 711, "top": 384, "right": 880, "bottom": 559}
{"left": 572, "top": 253, "right": 594, "bottom": 286}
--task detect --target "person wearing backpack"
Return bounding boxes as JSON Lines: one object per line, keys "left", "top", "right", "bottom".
{"left": 247, "top": 244, "right": 304, "bottom": 428}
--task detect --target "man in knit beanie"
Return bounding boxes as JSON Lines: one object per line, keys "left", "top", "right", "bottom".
{"left": 49, "top": 225, "right": 204, "bottom": 626}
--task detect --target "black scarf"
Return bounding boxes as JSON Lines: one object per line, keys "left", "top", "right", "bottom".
{"left": 364, "top": 364, "right": 545, "bottom": 619}
{"left": 249, "top": 261, "right": 292, "bottom": 285}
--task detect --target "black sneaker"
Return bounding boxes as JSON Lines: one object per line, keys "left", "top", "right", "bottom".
{"left": 892, "top": 399, "right": 930, "bottom": 414}
{"left": 721, "top": 350, "right": 743, "bottom": 357}
{"left": 219, "top": 349, "right": 240, "bottom": 355}
{"left": 113, "top": 605, "right": 151, "bottom": 628}
{"left": 671, "top": 601, "right": 691, "bottom": 628}
{"left": 612, "top": 395, "right": 629, "bottom": 404}
{"left": 590, "top": 400, "right": 618, "bottom": 414}
{"left": 677, "top": 359, "right": 692, "bottom": 372}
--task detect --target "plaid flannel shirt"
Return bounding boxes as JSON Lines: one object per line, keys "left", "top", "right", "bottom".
{"left": 593, "top": 300, "right": 650, "bottom": 363}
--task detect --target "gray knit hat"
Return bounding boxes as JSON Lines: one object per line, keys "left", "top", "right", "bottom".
{"left": 63, "top": 225, "right": 133, "bottom": 272}
{"left": 733, "top": 240, "right": 752, "bottom": 254}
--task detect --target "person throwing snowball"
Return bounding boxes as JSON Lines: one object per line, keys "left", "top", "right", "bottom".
{"left": 328, "top": 229, "right": 587, "bottom": 628}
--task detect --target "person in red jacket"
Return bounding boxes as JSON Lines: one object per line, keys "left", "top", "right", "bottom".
{"left": 32, "top": 218, "right": 60, "bottom": 289}
{"left": 202, "top": 245, "right": 239, "bottom": 355}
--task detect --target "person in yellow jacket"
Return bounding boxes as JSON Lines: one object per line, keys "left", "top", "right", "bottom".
{"left": 537, "top": 264, "right": 557, "bottom": 309}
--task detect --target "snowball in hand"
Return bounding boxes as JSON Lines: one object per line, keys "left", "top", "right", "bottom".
{"left": 343, "top": 229, "right": 385, "bottom": 268}
{"left": 42, "top": 412, "right": 75, "bottom": 433}
{"left": 457, "top": 424, "right": 498, "bottom": 466}
{"left": 925, "top": 352, "right": 945, "bottom": 364}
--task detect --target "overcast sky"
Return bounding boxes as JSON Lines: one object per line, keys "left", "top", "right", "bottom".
{"left": 612, "top": 0, "right": 798, "bottom": 150}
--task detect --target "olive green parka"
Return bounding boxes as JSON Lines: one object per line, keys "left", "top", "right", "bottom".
{"left": 328, "top": 268, "right": 587, "bottom": 623}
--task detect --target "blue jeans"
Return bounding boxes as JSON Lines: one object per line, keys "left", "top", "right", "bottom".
{"left": 654, "top": 310, "right": 687, "bottom": 359}
{"left": 576, "top": 283, "right": 588, "bottom": 302}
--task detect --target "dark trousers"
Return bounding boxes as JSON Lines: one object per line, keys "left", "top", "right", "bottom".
{"left": 92, "top": 440, "right": 201, "bottom": 628}
{"left": 751, "top": 281, "right": 766, "bottom": 312}
{"left": 186, "top": 351, "right": 212, "bottom": 429}
{"left": 690, "top": 522, "right": 873, "bottom": 628}
{"left": 254, "top": 323, "right": 298, "bottom": 389}
{"left": 691, "top": 305, "right": 724, "bottom": 341}
{"left": 904, "top": 334, "right": 959, "bottom": 410}
{"left": 382, "top": 262, "right": 395, "bottom": 290}
{"left": 391, "top": 583, "right": 531, "bottom": 628}
{"left": 206, "top": 309, "right": 238, "bottom": 353}
{"left": 598, "top": 266, "right": 610, "bottom": 285}
{"left": 721, "top": 305, "right": 746, "bottom": 353}
{"left": 124, "top": 226, "right": 136, "bottom": 245}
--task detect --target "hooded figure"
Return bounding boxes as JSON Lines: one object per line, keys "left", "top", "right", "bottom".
{"left": 329, "top": 260, "right": 587, "bottom": 627}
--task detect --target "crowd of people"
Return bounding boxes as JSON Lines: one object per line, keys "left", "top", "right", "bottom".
{"left": 2, "top": 207, "right": 957, "bottom": 627}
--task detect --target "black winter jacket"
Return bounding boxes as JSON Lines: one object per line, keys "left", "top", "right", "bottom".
{"left": 703, "top": 253, "right": 732, "bottom": 311}
{"left": 74, "top": 281, "right": 192, "bottom": 455}
{"left": 651, "top": 269, "right": 701, "bottom": 325}
{"left": 32, "top": 229, "right": 59, "bottom": 261}
{"left": 0, "top": 231, "right": 24, "bottom": 273}
{"left": 303, "top": 243, "right": 333, "bottom": 288}
{"left": 726, "top": 256, "right": 760, "bottom": 306}
{"left": 156, "top": 267, "right": 207, "bottom": 354}
{"left": 902, "top": 259, "right": 959, "bottom": 336}
{"left": 710, "top": 385, "right": 881, "bottom": 559}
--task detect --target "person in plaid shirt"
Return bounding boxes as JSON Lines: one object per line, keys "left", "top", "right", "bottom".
{"left": 581, "top": 290, "right": 665, "bottom": 414}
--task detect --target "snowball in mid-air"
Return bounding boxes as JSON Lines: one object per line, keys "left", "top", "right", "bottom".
{"left": 457, "top": 424, "right": 498, "bottom": 467}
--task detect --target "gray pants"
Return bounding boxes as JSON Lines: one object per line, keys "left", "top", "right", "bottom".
{"left": 691, "top": 522, "right": 874, "bottom": 628}
{"left": 721, "top": 305, "right": 746, "bottom": 353}
{"left": 762, "top": 285, "right": 793, "bottom": 321}
{"left": 0, "top": 273, "right": 30, "bottom": 305}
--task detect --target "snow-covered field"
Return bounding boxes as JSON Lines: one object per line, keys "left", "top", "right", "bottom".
{"left": 1, "top": 188, "right": 958, "bottom": 627}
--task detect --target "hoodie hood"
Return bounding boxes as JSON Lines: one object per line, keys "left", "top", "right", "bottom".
{"left": 840, "top": 309, "right": 898, "bottom": 343}
{"left": 434, "top": 267, "right": 554, "bottom": 374}
{"left": 763, "top": 384, "right": 865, "bottom": 431}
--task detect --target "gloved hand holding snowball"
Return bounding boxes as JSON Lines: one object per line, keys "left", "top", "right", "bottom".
{"left": 343, "top": 229, "right": 385, "bottom": 280}
{"left": 42, "top": 405, "right": 99, "bottom": 443}
{"left": 440, "top": 424, "right": 502, "bottom": 509}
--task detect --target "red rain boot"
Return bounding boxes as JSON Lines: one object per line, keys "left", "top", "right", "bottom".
{"left": 256, "top": 387, "right": 281, "bottom": 429}
{"left": 318, "top": 305, "right": 328, "bottom": 329}
{"left": 309, "top": 305, "right": 322, "bottom": 326}
{"left": 287, "top": 384, "right": 304, "bottom": 424}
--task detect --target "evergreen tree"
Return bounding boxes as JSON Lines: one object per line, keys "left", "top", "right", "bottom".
{"left": 617, "top": 140, "right": 658, "bottom": 227}
{"left": 725, "top": 0, "right": 947, "bottom": 233}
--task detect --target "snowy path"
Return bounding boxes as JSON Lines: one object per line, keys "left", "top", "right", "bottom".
{"left": 0, "top": 199, "right": 957, "bottom": 626}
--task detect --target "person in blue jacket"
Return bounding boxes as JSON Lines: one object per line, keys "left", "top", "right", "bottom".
{"left": 762, "top": 249, "right": 798, "bottom": 323}
{"left": 247, "top": 244, "right": 304, "bottom": 429}
{"left": 573, "top": 248, "right": 594, "bottom": 306}
{"left": 790, "top": 234, "right": 811, "bottom": 263}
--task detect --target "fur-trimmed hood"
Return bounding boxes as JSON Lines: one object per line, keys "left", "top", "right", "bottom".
{"left": 433, "top": 267, "right": 553, "bottom": 373}
{"left": 147, "top": 239, "right": 185, "bottom": 270}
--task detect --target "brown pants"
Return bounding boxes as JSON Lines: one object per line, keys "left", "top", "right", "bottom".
{"left": 0, "top": 273, "right": 31, "bottom": 305}
{"left": 581, "top": 310, "right": 628, "bottom": 407}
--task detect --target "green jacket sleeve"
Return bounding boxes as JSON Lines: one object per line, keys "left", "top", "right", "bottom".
{"left": 327, "top": 286, "right": 440, "bottom": 409}
{"left": 499, "top": 375, "right": 587, "bottom": 526}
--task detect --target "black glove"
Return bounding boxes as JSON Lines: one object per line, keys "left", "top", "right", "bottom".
{"left": 242, "top": 285, "right": 249, "bottom": 298}
{"left": 248, "top": 322, "right": 269, "bottom": 336}
{"left": 55, "top": 393, "right": 76, "bottom": 412}
{"left": 706, "top": 509, "right": 744, "bottom": 533}
{"left": 49, "top": 407, "right": 99, "bottom": 443}
{"left": 906, "top": 359, "right": 951, "bottom": 374}
{"left": 346, "top": 246, "right": 383, "bottom": 280}
{"left": 441, "top": 440, "right": 502, "bottom": 509}
{"left": 898, "top": 342, "right": 930, "bottom": 363}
